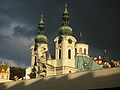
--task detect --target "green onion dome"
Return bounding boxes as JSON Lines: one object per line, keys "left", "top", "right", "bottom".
{"left": 59, "top": 26, "right": 72, "bottom": 35}
{"left": 59, "top": 3, "right": 72, "bottom": 36}
{"left": 34, "top": 35, "right": 47, "bottom": 44}
{"left": 34, "top": 15, "right": 48, "bottom": 44}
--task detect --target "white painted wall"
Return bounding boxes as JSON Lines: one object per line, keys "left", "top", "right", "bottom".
{"left": 75, "top": 43, "right": 89, "bottom": 57}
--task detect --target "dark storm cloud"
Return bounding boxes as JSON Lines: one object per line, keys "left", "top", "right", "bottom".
{"left": 0, "top": 35, "right": 10, "bottom": 43}
{"left": 0, "top": 0, "right": 120, "bottom": 67}
{"left": 13, "top": 26, "right": 35, "bottom": 38}
{"left": 0, "top": 33, "right": 33, "bottom": 67}
{"left": 70, "top": 0, "right": 120, "bottom": 60}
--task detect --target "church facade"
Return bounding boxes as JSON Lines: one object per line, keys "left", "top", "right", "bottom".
{"left": 26, "top": 3, "right": 102, "bottom": 79}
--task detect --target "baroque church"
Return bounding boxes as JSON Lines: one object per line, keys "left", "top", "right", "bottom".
{"left": 26, "top": 3, "right": 102, "bottom": 79}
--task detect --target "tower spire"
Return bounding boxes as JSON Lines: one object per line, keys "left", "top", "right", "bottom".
{"left": 34, "top": 15, "right": 48, "bottom": 44}
{"left": 104, "top": 50, "right": 107, "bottom": 54}
{"left": 40, "top": 15, "right": 44, "bottom": 24}
{"left": 79, "top": 32, "right": 83, "bottom": 43}
{"left": 103, "top": 49, "right": 108, "bottom": 62}
{"left": 64, "top": 2, "right": 68, "bottom": 14}
{"left": 38, "top": 15, "right": 45, "bottom": 35}
{"left": 59, "top": 3, "right": 72, "bottom": 35}
{"left": 62, "top": 2, "right": 69, "bottom": 26}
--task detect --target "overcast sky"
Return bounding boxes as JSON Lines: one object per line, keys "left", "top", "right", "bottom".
{"left": 0, "top": 0, "right": 120, "bottom": 67}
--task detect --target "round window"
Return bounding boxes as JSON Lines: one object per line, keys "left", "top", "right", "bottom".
{"left": 68, "top": 39, "right": 72, "bottom": 44}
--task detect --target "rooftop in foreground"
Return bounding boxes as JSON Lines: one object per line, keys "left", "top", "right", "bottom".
{"left": 0, "top": 67, "right": 120, "bottom": 90}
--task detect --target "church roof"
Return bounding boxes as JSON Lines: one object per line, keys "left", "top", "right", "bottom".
{"left": 34, "top": 35, "right": 48, "bottom": 44}
{"left": 59, "top": 26, "right": 72, "bottom": 31}
{"left": 59, "top": 26, "right": 72, "bottom": 36}
{"left": 75, "top": 56, "right": 103, "bottom": 72}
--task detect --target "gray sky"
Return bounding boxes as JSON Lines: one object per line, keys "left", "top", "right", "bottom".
{"left": 0, "top": 0, "right": 120, "bottom": 67}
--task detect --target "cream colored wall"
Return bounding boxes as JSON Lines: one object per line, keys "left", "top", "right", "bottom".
{"left": 54, "top": 37, "right": 59, "bottom": 59}
{"left": 64, "top": 66, "right": 77, "bottom": 74}
{"left": 47, "top": 59, "right": 77, "bottom": 76}
{"left": 56, "top": 67, "right": 63, "bottom": 75}
{"left": 53, "top": 36, "right": 77, "bottom": 75}
{"left": 47, "top": 59, "right": 57, "bottom": 67}
{"left": 54, "top": 36, "right": 76, "bottom": 63}
{"left": 65, "top": 36, "right": 76, "bottom": 59}
{"left": 26, "top": 67, "right": 32, "bottom": 79}
{"left": 47, "top": 59, "right": 63, "bottom": 76}
{"left": 46, "top": 66, "right": 54, "bottom": 76}
{"left": 0, "top": 67, "right": 10, "bottom": 80}
{"left": 31, "top": 44, "right": 48, "bottom": 66}
{"left": 54, "top": 36, "right": 76, "bottom": 60}
{"left": 30, "top": 45, "right": 35, "bottom": 66}
{"left": 75, "top": 43, "right": 89, "bottom": 57}
{"left": 0, "top": 74, "right": 9, "bottom": 80}
{"left": 37, "top": 44, "right": 48, "bottom": 63}
{"left": 63, "top": 59, "right": 75, "bottom": 68}
{"left": 46, "top": 59, "right": 63, "bottom": 68}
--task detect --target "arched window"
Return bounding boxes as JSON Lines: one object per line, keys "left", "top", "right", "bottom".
{"left": 34, "top": 56, "right": 37, "bottom": 66}
{"left": 2, "top": 75, "right": 4, "bottom": 79}
{"left": 84, "top": 49, "right": 86, "bottom": 55}
{"left": 59, "top": 49, "right": 61, "bottom": 59}
{"left": 68, "top": 49, "right": 71, "bottom": 59}
{"left": 68, "top": 39, "right": 72, "bottom": 44}
{"left": 75, "top": 48, "right": 77, "bottom": 55}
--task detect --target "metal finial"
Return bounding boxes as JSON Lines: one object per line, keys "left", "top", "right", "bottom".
{"left": 104, "top": 50, "right": 107, "bottom": 54}
{"left": 38, "top": 14, "right": 45, "bottom": 35}
{"left": 62, "top": 2, "right": 69, "bottom": 26}
{"left": 80, "top": 32, "right": 83, "bottom": 43}
{"left": 40, "top": 14, "right": 44, "bottom": 24}
{"left": 64, "top": 2, "right": 68, "bottom": 13}
{"left": 80, "top": 33, "right": 82, "bottom": 37}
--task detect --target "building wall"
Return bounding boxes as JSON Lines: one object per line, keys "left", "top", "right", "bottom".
{"left": 28, "top": 34, "right": 90, "bottom": 78}
{"left": 46, "top": 59, "right": 77, "bottom": 76}
{"left": 31, "top": 44, "right": 48, "bottom": 66}
{"left": 46, "top": 66, "right": 54, "bottom": 76}
{"left": 53, "top": 36, "right": 77, "bottom": 75}
{"left": 75, "top": 43, "right": 89, "bottom": 57}
{"left": 0, "top": 73, "right": 9, "bottom": 80}
{"left": 37, "top": 44, "right": 48, "bottom": 61}
{"left": 0, "top": 65, "right": 10, "bottom": 81}
{"left": 54, "top": 36, "right": 76, "bottom": 60}
{"left": 63, "top": 66, "right": 77, "bottom": 74}
{"left": 63, "top": 59, "right": 75, "bottom": 68}
{"left": 25, "top": 67, "right": 32, "bottom": 79}
{"left": 30, "top": 45, "right": 35, "bottom": 66}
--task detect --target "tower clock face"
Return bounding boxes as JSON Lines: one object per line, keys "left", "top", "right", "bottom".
{"left": 68, "top": 39, "right": 72, "bottom": 44}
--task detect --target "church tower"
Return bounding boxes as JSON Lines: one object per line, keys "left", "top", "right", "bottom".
{"left": 75, "top": 33, "right": 89, "bottom": 57}
{"left": 30, "top": 15, "right": 49, "bottom": 77}
{"left": 26, "top": 3, "right": 103, "bottom": 79}
{"left": 54, "top": 3, "right": 77, "bottom": 74}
